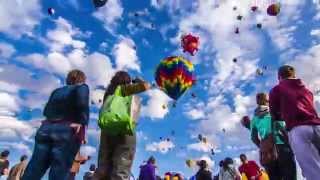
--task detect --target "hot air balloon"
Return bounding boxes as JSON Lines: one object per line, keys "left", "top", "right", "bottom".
{"left": 251, "top": 6, "right": 258, "bottom": 12}
{"left": 198, "top": 134, "right": 203, "bottom": 141}
{"left": 155, "top": 56, "right": 196, "bottom": 100}
{"left": 257, "top": 23, "right": 262, "bottom": 29}
{"left": 202, "top": 137, "right": 208, "bottom": 144}
{"left": 211, "top": 149, "right": 215, "bottom": 155}
{"left": 241, "top": 116, "right": 251, "bottom": 130}
{"left": 48, "top": 8, "right": 55, "bottom": 16}
{"left": 181, "top": 34, "right": 200, "bottom": 56}
{"left": 235, "top": 27, "right": 240, "bottom": 34}
{"left": 233, "top": 58, "right": 237, "bottom": 63}
{"left": 186, "top": 159, "right": 196, "bottom": 168}
{"left": 93, "top": 0, "right": 108, "bottom": 8}
{"left": 237, "top": 15, "right": 243, "bottom": 21}
{"left": 267, "top": 3, "right": 280, "bottom": 16}
{"left": 256, "top": 68, "right": 263, "bottom": 76}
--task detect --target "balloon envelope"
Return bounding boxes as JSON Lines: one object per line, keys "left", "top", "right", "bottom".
{"left": 48, "top": 8, "right": 55, "bottom": 15}
{"left": 155, "top": 56, "right": 196, "bottom": 100}
{"left": 92, "top": 0, "right": 108, "bottom": 8}
{"left": 181, "top": 34, "right": 199, "bottom": 56}
{"left": 267, "top": 3, "right": 280, "bottom": 16}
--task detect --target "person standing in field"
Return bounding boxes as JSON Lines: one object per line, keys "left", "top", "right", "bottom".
{"left": 22, "top": 69, "right": 90, "bottom": 180}
{"left": 269, "top": 65, "right": 320, "bottom": 180}
{"left": 93, "top": 71, "right": 150, "bottom": 180}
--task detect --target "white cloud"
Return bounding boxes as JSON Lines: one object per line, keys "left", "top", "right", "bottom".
{"left": 47, "top": 52, "right": 72, "bottom": 75}
{"left": 137, "top": 131, "right": 148, "bottom": 141}
{"left": 0, "top": 116, "right": 35, "bottom": 142}
{"left": 113, "top": 37, "right": 140, "bottom": 72}
{"left": 141, "top": 89, "right": 171, "bottom": 119}
{"left": 0, "top": 92, "right": 20, "bottom": 114}
{"left": 80, "top": 145, "right": 97, "bottom": 156}
{"left": 0, "top": 81, "right": 19, "bottom": 94}
{"left": 186, "top": 109, "right": 205, "bottom": 120}
{"left": 145, "top": 140, "right": 175, "bottom": 154}
{"left": 0, "top": 0, "right": 42, "bottom": 38}
{"left": 311, "top": 29, "right": 320, "bottom": 38}
{"left": 92, "top": 0, "right": 123, "bottom": 33}
{"left": 0, "top": 42, "right": 16, "bottom": 58}
{"left": 187, "top": 142, "right": 215, "bottom": 153}
{"left": 46, "top": 17, "right": 86, "bottom": 52}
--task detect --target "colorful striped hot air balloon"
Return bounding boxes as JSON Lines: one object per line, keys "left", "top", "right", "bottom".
{"left": 267, "top": 3, "right": 280, "bottom": 16}
{"left": 155, "top": 56, "right": 196, "bottom": 100}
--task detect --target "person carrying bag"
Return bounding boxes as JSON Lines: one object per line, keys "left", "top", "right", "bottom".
{"left": 93, "top": 71, "right": 150, "bottom": 180}
{"left": 251, "top": 93, "right": 296, "bottom": 180}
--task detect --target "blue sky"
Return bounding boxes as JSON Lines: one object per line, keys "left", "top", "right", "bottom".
{"left": 1, "top": 0, "right": 320, "bottom": 179}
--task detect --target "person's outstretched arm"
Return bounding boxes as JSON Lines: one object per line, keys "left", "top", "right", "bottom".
{"left": 121, "top": 82, "right": 150, "bottom": 96}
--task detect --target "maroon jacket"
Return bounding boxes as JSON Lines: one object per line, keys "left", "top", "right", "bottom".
{"left": 269, "top": 79, "right": 320, "bottom": 130}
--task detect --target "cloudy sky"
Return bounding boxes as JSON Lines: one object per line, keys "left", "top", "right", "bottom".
{"left": 0, "top": 0, "right": 319, "bottom": 179}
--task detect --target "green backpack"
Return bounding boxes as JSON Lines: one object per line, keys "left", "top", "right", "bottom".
{"left": 98, "top": 86, "right": 135, "bottom": 135}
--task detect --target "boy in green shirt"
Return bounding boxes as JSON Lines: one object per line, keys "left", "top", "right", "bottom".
{"left": 250, "top": 93, "right": 296, "bottom": 180}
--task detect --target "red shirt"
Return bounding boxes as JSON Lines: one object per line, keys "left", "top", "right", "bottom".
{"left": 269, "top": 79, "right": 320, "bottom": 130}
{"left": 238, "top": 161, "right": 260, "bottom": 179}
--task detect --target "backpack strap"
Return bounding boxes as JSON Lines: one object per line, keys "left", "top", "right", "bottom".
{"left": 114, "top": 86, "right": 122, "bottom": 96}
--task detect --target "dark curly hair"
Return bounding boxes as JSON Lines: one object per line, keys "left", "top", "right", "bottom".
{"left": 103, "top": 71, "right": 131, "bottom": 100}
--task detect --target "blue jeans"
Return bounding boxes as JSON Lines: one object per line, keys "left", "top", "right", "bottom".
{"left": 22, "top": 121, "right": 80, "bottom": 180}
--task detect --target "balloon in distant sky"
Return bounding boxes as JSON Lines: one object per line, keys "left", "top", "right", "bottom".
{"left": 237, "top": 15, "right": 243, "bottom": 21}
{"left": 48, "top": 8, "right": 55, "bottom": 16}
{"left": 186, "top": 159, "right": 196, "bottom": 168}
{"left": 257, "top": 23, "right": 262, "bottom": 29}
{"left": 256, "top": 68, "right": 263, "bottom": 76}
{"left": 251, "top": 6, "right": 258, "bottom": 12}
{"left": 155, "top": 56, "right": 196, "bottom": 100}
{"left": 267, "top": 3, "right": 280, "bottom": 16}
{"left": 233, "top": 58, "right": 238, "bottom": 63}
{"left": 92, "top": 0, "right": 108, "bottom": 8}
{"left": 235, "top": 27, "right": 240, "bottom": 34}
{"left": 241, "top": 116, "right": 251, "bottom": 130}
{"left": 181, "top": 34, "right": 200, "bottom": 56}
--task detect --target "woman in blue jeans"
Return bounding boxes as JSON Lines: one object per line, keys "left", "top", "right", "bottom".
{"left": 22, "top": 69, "right": 89, "bottom": 180}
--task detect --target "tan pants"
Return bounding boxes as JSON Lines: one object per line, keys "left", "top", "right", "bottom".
{"left": 93, "top": 130, "right": 136, "bottom": 180}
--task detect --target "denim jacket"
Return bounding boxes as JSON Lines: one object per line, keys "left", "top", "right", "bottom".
{"left": 43, "top": 84, "right": 89, "bottom": 125}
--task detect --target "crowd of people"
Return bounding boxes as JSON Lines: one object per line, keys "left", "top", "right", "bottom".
{"left": 0, "top": 65, "right": 320, "bottom": 180}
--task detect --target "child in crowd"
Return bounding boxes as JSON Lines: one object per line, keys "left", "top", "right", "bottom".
{"left": 269, "top": 65, "right": 320, "bottom": 180}
{"left": 251, "top": 93, "right": 296, "bottom": 180}
{"left": 139, "top": 156, "right": 157, "bottom": 180}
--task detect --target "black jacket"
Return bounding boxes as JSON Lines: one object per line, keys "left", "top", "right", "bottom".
{"left": 196, "top": 169, "right": 213, "bottom": 180}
